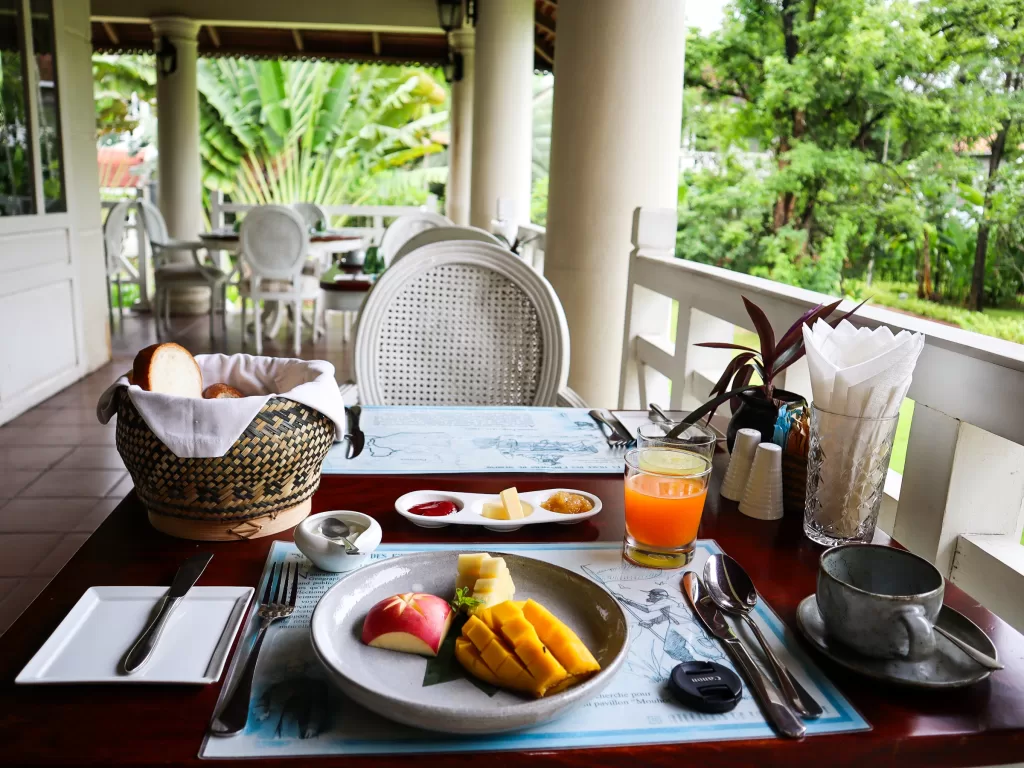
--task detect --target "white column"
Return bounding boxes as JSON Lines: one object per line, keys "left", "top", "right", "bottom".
{"left": 151, "top": 17, "right": 206, "bottom": 312}
{"left": 469, "top": 0, "right": 533, "bottom": 229}
{"left": 545, "top": 0, "right": 685, "bottom": 407}
{"left": 445, "top": 24, "right": 475, "bottom": 225}
{"left": 152, "top": 17, "right": 203, "bottom": 240}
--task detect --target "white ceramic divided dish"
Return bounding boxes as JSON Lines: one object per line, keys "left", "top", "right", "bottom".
{"left": 310, "top": 551, "right": 628, "bottom": 734}
{"left": 395, "top": 489, "right": 602, "bottom": 531}
{"left": 16, "top": 586, "right": 252, "bottom": 684}
{"left": 294, "top": 510, "right": 383, "bottom": 572}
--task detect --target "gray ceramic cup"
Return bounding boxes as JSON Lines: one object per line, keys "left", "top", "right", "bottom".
{"left": 816, "top": 544, "right": 944, "bottom": 660}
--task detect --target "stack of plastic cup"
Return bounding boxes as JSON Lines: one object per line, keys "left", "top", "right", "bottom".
{"left": 721, "top": 428, "right": 761, "bottom": 501}
{"left": 739, "top": 442, "right": 785, "bottom": 521}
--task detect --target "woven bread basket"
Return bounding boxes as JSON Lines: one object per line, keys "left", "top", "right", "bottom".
{"left": 116, "top": 390, "right": 335, "bottom": 541}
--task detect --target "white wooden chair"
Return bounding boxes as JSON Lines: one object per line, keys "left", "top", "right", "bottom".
{"left": 238, "top": 205, "right": 321, "bottom": 356}
{"left": 137, "top": 199, "right": 231, "bottom": 340}
{"left": 378, "top": 211, "right": 452, "bottom": 268}
{"left": 353, "top": 240, "right": 585, "bottom": 407}
{"left": 292, "top": 202, "right": 328, "bottom": 231}
{"left": 102, "top": 200, "right": 141, "bottom": 329}
{"left": 389, "top": 225, "right": 504, "bottom": 267}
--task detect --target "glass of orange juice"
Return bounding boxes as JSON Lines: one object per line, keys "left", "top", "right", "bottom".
{"left": 623, "top": 447, "right": 712, "bottom": 568}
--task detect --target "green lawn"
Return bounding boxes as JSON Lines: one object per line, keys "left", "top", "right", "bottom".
{"left": 848, "top": 280, "right": 1024, "bottom": 344}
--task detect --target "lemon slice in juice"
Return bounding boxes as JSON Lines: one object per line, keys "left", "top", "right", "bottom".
{"left": 637, "top": 448, "right": 708, "bottom": 475}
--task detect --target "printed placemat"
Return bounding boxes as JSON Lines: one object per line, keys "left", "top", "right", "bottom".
{"left": 322, "top": 407, "right": 626, "bottom": 474}
{"left": 200, "top": 542, "right": 868, "bottom": 758}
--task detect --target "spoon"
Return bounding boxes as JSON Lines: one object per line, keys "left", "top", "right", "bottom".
{"left": 319, "top": 517, "right": 360, "bottom": 553}
{"left": 705, "top": 554, "right": 823, "bottom": 719}
{"left": 648, "top": 403, "right": 674, "bottom": 426}
{"left": 934, "top": 624, "right": 1004, "bottom": 670}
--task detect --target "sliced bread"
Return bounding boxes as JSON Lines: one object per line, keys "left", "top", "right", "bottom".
{"left": 132, "top": 343, "right": 203, "bottom": 397}
{"left": 203, "top": 383, "right": 244, "bottom": 399}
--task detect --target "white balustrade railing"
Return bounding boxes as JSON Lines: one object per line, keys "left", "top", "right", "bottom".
{"left": 208, "top": 191, "right": 440, "bottom": 246}
{"left": 516, "top": 222, "right": 546, "bottom": 274}
{"left": 100, "top": 190, "right": 152, "bottom": 309}
{"left": 620, "top": 206, "right": 1024, "bottom": 632}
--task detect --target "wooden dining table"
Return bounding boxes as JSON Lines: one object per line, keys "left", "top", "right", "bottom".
{"left": 2, "top": 451, "right": 1023, "bottom": 766}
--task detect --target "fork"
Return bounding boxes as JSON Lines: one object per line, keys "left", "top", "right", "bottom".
{"left": 210, "top": 562, "right": 298, "bottom": 736}
{"left": 589, "top": 409, "right": 632, "bottom": 448}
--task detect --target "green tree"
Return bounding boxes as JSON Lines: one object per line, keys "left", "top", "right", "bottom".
{"left": 680, "top": 0, "right": 1021, "bottom": 302}
{"left": 942, "top": 2, "right": 1024, "bottom": 310}
{"left": 93, "top": 55, "right": 154, "bottom": 138}
{"left": 93, "top": 56, "right": 450, "bottom": 209}
{"left": 197, "top": 59, "right": 449, "bottom": 209}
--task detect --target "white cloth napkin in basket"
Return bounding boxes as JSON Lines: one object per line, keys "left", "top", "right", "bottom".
{"left": 96, "top": 354, "right": 347, "bottom": 458}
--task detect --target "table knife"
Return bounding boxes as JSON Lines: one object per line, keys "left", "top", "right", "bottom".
{"left": 345, "top": 405, "right": 365, "bottom": 459}
{"left": 682, "top": 571, "right": 805, "bottom": 739}
{"left": 123, "top": 553, "right": 213, "bottom": 675}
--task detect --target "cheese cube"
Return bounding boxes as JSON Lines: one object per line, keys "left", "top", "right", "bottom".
{"left": 479, "top": 557, "right": 508, "bottom": 579}
{"left": 500, "top": 488, "right": 525, "bottom": 520}
{"left": 481, "top": 502, "right": 507, "bottom": 520}
{"left": 457, "top": 552, "right": 488, "bottom": 590}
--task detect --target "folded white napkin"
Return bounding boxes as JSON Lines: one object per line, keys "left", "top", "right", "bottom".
{"left": 96, "top": 353, "right": 346, "bottom": 458}
{"left": 801, "top": 320, "right": 925, "bottom": 536}
{"left": 803, "top": 319, "right": 924, "bottom": 418}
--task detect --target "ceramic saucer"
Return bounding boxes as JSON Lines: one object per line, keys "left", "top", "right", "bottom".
{"left": 796, "top": 595, "right": 995, "bottom": 689}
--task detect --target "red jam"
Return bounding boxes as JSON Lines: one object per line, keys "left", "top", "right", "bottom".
{"left": 409, "top": 500, "right": 458, "bottom": 517}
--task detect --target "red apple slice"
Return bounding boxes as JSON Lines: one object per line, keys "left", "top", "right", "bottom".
{"left": 361, "top": 592, "right": 454, "bottom": 657}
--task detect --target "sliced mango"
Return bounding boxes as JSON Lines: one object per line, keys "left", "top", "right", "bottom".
{"left": 454, "top": 638, "right": 501, "bottom": 687}
{"left": 474, "top": 606, "right": 496, "bottom": 630}
{"left": 455, "top": 599, "right": 600, "bottom": 698}
{"left": 490, "top": 600, "right": 524, "bottom": 626}
{"left": 523, "top": 599, "right": 601, "bottom": 676}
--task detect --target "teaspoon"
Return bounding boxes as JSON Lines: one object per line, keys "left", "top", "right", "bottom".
{"left": 705, "top": 554, "right": 822, "bottom": 719}
{"left": 319, "top": 517, "right": 360, "bottom": 553}
{"left": 934, "top": 624, "right": 1004, "bottom": 670}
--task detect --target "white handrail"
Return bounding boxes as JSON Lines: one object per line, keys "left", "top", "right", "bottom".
{"left": 208, "top": 191, "right": 440, "bottom": 246}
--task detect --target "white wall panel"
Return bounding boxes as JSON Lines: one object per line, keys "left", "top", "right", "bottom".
{"left": 0, "top": 280, "right": 78, "bottom": 399}
{"left": 0, "top": 229, "right": 70, "bottom": 274}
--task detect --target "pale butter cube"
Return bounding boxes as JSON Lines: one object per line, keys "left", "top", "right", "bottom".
{"left": 500, "top": 488, "right": 525, "bottom": 520}
{"left": 481, "top": 502, "right": 508, "bottom": 520}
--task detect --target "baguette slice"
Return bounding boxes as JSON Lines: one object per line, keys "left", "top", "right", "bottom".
{"left": 132, "top": 343, "right": 202, "bottom": 397}
{"left": 203, "top": 383, "right": 244, "bottom": 399}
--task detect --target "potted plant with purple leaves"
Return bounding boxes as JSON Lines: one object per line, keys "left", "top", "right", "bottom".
{"left": 676, "top": 296, "right": 865, "bottom": 450}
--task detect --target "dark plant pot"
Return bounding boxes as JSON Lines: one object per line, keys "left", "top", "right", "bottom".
{"left": 726, "top": 389, "right": 805, "bottom": 452}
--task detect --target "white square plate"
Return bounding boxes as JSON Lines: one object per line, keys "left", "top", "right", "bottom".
{"left": 16, "top": 586, "right": 253, "bottom": 685}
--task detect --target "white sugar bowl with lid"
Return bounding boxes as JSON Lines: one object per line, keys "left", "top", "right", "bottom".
{"left": 294, "top": 511, "right": 382, "bottom": 572}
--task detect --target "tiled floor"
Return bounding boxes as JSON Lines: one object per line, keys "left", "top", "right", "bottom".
{"left": 0, "top": 307, "right": 353, "bottom": 638}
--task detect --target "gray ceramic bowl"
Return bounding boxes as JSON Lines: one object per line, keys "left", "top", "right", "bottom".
{"left": 310, "top": 551, "right": 629, "bottom": 734}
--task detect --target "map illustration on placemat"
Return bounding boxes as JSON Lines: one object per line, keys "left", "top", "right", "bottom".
{"left": 322, "top": 407, "right": 625, "bottom": 474}
{"left": 200, "top": 542, "right": 868, "bottom": 759}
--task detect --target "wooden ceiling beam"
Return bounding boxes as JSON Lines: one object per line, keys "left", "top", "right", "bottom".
{"left": 371, "top": 30, "right": 381, "bottom": 55}
{"left": 292, "top": 28, "right": 304, "bottom": 51}
{"left": 206, "top": 25, "right": 220, "bottom": 47}
{"left": 102, "top": 20, "right": 119, "bottom": 45}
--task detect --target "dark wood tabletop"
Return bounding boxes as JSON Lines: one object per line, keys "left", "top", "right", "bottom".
{"left": 2, "top": 453, "right": 1023, "bottom": 767}
{"left": 200, "top": 229, "right": 364, "bottom": 243}
{"left": 318, "top": 277, "right": 374, "bottom": 292}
